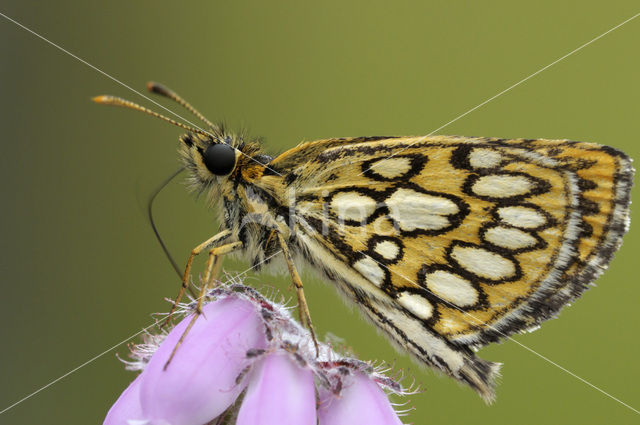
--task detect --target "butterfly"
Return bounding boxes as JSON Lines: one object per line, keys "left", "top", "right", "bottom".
{"left": 94, "top": 82, "right": 633, "bottom": 402}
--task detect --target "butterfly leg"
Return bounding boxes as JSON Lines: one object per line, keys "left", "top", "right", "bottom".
{"left": 276, "top": 233, "right": 319, "bottom": 356}
{"left": 164, "top": 240, "right": 243, "bottom": 370}
{"left": 163, "top": 229, "right": 232, "bottom": 327}
{"left": 202, "top": 241, "right": 243, "bottom": 290}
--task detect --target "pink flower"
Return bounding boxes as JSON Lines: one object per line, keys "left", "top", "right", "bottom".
{"left": 237, "top": 353, "right": 316, "bottom": 425}
{"left": 104, "top": 284, "right": 410, "bottom": 425}
{"left": 140, "top": 297, "right": 267, "bottom": 425}
{"left": 103, "top": 374, "right": 144, "bottom": 425}
{"left": 318, "top": 372, "right": 405, "bottom": 425}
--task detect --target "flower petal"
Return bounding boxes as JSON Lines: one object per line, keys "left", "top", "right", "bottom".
{"left": 103, "top": 374, "right": 145, "bottom": 425}
{"left": 318, "top": 372, "right": 404, "bottom": 425}
{"left": 140, "top": 297, "right": 267, "bottom": 425}
{"left": 236, "top": 353, "right": 317, "bottom": 425}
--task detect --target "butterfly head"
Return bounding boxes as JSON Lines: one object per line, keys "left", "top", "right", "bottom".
{"left": 92, "top": 83, "right": 270, "bottom": 216}
{"left": 92, "top": 84, "right": 262, "bottom": 187}
{"left": 179, "top": 132, "right": 239, "bottom": 183}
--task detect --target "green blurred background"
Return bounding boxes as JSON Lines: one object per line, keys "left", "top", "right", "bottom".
{"left": 1, "top": 1, "right": 638, "bottom": 424}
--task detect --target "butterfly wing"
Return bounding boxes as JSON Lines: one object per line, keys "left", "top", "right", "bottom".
{"left": 260, "top": 135, "right": 633, "bottom": 400}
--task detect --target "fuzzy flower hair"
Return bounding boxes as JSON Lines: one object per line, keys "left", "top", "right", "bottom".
{"left": 103, "top": 282, "right": 414, "bottom": 425}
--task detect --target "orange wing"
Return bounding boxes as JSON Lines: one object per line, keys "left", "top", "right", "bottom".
{"left": 257, "top": 135, "right": 633, "bottom": 399}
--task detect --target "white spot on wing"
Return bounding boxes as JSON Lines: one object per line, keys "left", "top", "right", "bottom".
{"left": 374, "top": 239, "right": 400, "bottom": 260}
{"left": 398, "top": 292, "right": 433, "bottom": 319}
{"left": 425, "top": 270, "right": 478, "bottom": 307}
{"left": 484, "top": 226, "right": 538, "bottom": 250}
{"left": 386, "top": 188, "right": 459, "bottom": 231}
{"left": 472, "top": 175, "right": 533, "bottom": 198}
{"left": 469, "top": 148, "right": 502, "bottom": 168}
{"left": 451, "top": 245, "right": 516, "bottom": 280}
{"left": 382, "top": 308, "right": 464, "bottom": 371}
{"left": 369, "top": 157, "right": 412, "bottom": 179}
{"left": 353, "top": 256, "right": 385, "bottom": 287}
{"left": 330, "top": 191, "right": 377, "bottom": 222}
{"left": 497, "top": 206, "right": 547, "bottom": 229}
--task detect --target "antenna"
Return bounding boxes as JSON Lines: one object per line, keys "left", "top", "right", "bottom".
{"left": 146, "top": 82, "right": 216, "bottom": 129}
{"left": 92, "top": 95, "right": 211, "bottom": 138}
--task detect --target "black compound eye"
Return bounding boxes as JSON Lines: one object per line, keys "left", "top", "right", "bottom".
{"left": 202, "top": 144, "right": 236, "bottom": 176}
